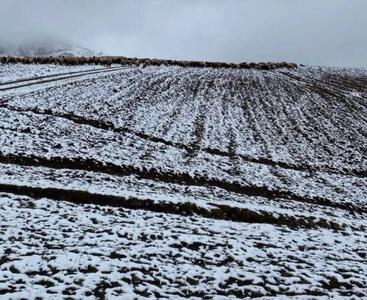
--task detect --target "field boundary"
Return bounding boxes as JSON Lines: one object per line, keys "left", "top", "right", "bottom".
{"left": 0, "top": 55, "right": 298, "bottom": 70}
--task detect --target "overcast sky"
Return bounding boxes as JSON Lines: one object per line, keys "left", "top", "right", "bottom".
{"left": 1, "top": 0, "right": 366, "bottom": 67}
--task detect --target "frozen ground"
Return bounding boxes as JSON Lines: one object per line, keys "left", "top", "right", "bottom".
{"left": 1, "top": 193, "right": 366, "bottom": 299}
{"left": 0, "top": 63, "right": 366, "bottom": 299}
{"left": 0, "top": 64, "right": 103, "bottom": 84}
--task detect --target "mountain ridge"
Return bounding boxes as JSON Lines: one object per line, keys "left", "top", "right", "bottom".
{"left": 0, "top": 39, "right": 100, "bottom": 57}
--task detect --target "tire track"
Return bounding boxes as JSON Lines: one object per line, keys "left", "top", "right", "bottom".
{"left": 222, "top": 87, "right": 241, "bottom": 176}
{"left": 0, "top": 66, "right": 132, "bottom": 92}
{"left": 108, "top": 72, "right": 173, "bottom": 127}
{"left": 159, "top": 75, "right": 200, "bottom": 136}
{"left": 0, "top": 66, "right": 105, "bottom": 86}
{"left": 239, "top": 76, "right": 272, "bottom": 157}
{"left": 138, "top": 76, "right": 194, "bottom": 161}
{"left": 183, "top": 77, "right": 207, "bottom": 160}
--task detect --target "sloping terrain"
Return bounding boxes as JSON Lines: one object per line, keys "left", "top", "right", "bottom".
{"left": 0, "top": 63, "right": 366, "bottom": 299}
{"left": 0, "top": 64, "right": 105, "bottom": 84}
{"left": 0, "top": 40, "right": 99, "bottom": 57}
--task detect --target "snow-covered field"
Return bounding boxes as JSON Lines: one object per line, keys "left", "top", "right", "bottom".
{"left": 0, "top": 64, "right": 103, "bottom": 84}
{"left": 0, "top": 63, "right": 366, "bottom": 299}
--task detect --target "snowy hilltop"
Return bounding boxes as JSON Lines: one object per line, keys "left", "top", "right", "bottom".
{"left": 0, "top": 38, "right": 100, "bottom": 57}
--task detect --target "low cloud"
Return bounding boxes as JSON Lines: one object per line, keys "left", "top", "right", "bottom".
{"left": 1, "top": 0, "right": 366, "bottom": 67}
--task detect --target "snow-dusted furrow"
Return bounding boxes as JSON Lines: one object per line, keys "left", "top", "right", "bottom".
{"left": 0, "top": 193, "right": 366, "bottom": 299}
{"left": 0, "top": 99, "right": 366, "bottom": 208}
{"left": 3, "top": 150, "right": 365, "bottom": 215}
{"left": 1, "top": 162, "right": 363, "bottom": 229}
{"left": 0, "top": 66, "right": 127, "bottom": 91}
{"left": 6, "top": 65, "right": 366, "bottom": 172}
{"left": 0, "top": 63, "right": 366, "bottom": 299}
{"left": 2, "top": 102, "right": 365, "bottom": 178}
{"left": 0, "top": 112, "right": 365, "bottom": 212}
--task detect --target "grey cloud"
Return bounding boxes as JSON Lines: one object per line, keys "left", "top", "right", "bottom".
{"left": 1, "top": 0, "right": 366, "bottom": 67}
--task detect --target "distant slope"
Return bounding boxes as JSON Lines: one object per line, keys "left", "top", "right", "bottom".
{"left": 0, "top": 40, "right": 100, "bottom": 57}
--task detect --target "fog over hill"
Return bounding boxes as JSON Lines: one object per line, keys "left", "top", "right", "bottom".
{"left": 0, "top": 39, "right": 100, "bottom": 57}
{"left": 1, "top": 0, "right": 366, "bottom": 66}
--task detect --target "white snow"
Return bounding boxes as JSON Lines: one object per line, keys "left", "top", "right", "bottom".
{"left": 0, "top": 63, "right": 366, "bottom": 298}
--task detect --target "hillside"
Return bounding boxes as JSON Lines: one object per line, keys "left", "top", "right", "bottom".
{"left": 0, "top": 62, "right": 366, "bottom": 298}
{"left": 0, "top": 40, "right": 99, "bottom": 57}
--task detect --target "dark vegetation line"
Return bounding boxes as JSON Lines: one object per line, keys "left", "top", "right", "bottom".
{"left": 0, "top": 55, "right": 298, "bottom": 70}
{"left": 0, "top": 183, "right": 351, "bottom": 231}
{"left": 2, "top": 104, "right": 365, "bottom": 178}
{"left": 0, "top": 153, "right": 365, "bottom": 215}
{"left": 0, "top": 67, "right": 131, "bottom": 92}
